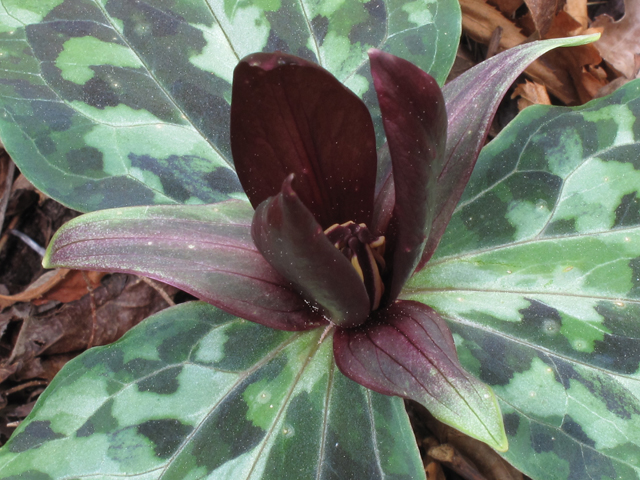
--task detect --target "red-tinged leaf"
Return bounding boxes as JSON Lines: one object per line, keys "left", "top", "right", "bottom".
{"left": 333, "top": 300, "right": 507, "bottom": 451}
{"left": 369, "top": 50, "right": 447, "bottom": 300}
{"left": 43, "top": 200, "right": 323, "bottom": 331}
{"left": 252, "top": 175, "right": 370, "bottom": 328}
{"left": 418, "top": 34, "right": 600, "bottom": 268}
{"left": 231, "top": 52, "right": 377, "bottom": 229}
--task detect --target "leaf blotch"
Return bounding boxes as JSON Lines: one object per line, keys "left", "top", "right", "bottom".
{"left": 9, "top": 421, "right": 65, "bottom": 453}
{"left": 503, "top": 412, "right": 520, "bottom": 437}
{"left": 137, "top": 365, "right": 183, "bottom": 395}
{"left": 66, "top": 147, "right": 105, "bottom": 175}
{"left": 137, "top": 419, "right": 193, "bottom": 458}
{"left": 82, "top": 77, "right": 119, "bottom": 109}
{"left": 531, "top": 423, "right": 555, "bottom": 453}
{"left": 76, "top": 398, "right": 118, "bottom": 437}
{"left": 561, "top": 415, "right": 595, "bottom": 447}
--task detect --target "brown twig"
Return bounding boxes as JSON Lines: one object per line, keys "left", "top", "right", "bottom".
{"left": 82, "top": 271, "right": 98, "bottom": 348}
{"left": 0, "top": 155, "right": 14, "bottom": 231}
{"left": 0, "top": 215, "right": 19, "bottom": 255}
{"left": 1, "top": 380, "right": 49, "bottom": 397}
{"left": 138, "top": 276, "right": 175, "bottom": 306}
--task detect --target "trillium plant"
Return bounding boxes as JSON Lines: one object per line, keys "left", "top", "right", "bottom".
{"left": 1, "top": 1, "right": 640, "bottom": 479}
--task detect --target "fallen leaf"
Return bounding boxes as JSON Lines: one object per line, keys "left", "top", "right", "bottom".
{"left": 0, "top": 269, "right": 104, "bottom": 308}
{"left": 512, "top": 79, "right": 552, "bottom": 109}
{"left": 565, "top": 0, "right": 589, "bottom": 29}
{"left": 488, "top": 0, "right": 524, "bottom": 16}
{"left": 593, "top": 0, "right": 640, "bottom": 79}
{"left": 32, "top": 270, "right": 105, "bottom": 305}
{"left": 542, "top": 11, "right": 606, "bottom": 102}
{"left": 525, "top": 0, "right": 566, "bottom": 36}
{"left": 460, "top": 0, "right": 580, "bottom": 103}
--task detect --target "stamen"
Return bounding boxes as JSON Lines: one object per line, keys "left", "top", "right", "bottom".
{"left": 324, "top": 221, "right": 386, "bottom": 310}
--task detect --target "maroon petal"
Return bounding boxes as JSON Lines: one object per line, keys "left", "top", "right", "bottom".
{"left": 369, "top": 50, "right": 447, "bottom": 300}
{"left": 43, "top": 201, "right": 324, "bottom": 331}
{"left": 333, "top": 300, "right": 507, "bottom": 450}
{"left": 252, "top": 175, "right": 371, "bottom": 328}
{"left": 231, "top": 52, "right": 377, "bottom": 228}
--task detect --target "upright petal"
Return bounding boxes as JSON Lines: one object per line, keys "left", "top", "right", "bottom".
{"left": 252, "top": 175, "right": 371, "bottom": 328}
{"left": 333, "top": 300, "right": 507, "bottom": 451}
{"left": 231, "top": 52, "right": 377, "bottom": 228}
{"left": 43, "top": 201, "right": 324, "bottom": 331}
{"left": 369, "top": 50, "right": 447, "bottom": 300}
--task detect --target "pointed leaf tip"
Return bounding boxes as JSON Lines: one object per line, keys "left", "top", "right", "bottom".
{"left": 252, "top": 176, "right": 371, "bottom": 328}
{"left": 43, "top": 201, "right": 324, "bottom": 331}
{"left": 419, "top": 34, "right": 604, "bottom": 268}
{"left": 333, "top": 300, "right": 508, "bottom": 451}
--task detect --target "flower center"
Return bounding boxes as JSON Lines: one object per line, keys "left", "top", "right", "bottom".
{"left": 324, "top": 221, "right": 385, "bottom": 311}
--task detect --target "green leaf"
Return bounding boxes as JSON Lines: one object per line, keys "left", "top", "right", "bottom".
{"left": 43, "top": 200, "right": 326, "bottom": 331}
{"left": 0, "top": 302, "right": 425, "bottom": 479}
{"left": 421, "top": 33, "right": 601, "bottom": 266}
{"left": 404, "top": 80, "right": 640, "bottom": 480}
{"left": 0, "top": 0, "right": 460, "bottom": 212}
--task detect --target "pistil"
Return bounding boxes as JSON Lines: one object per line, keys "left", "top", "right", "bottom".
{"left": 324, "top": 221, "right": 385, "bottom": 310}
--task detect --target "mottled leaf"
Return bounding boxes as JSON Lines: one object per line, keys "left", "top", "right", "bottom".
{"left": 419, "top": 34, "right": 601, "bottom": 267}
{"left": 0, "top": 0, "right": 460, "bottom": 212}
{"left": 252, "top": 175, "right": 370, "bottom": 328}
{"left": 333, "top": 300, "right": 507, "bottom": 451}
{"left": 405, "top": 80, "right": 640, "bottom": 479}
{"left": 43, "top": 199, "right": 324, "bottom": 331}
{"left": 0, "top": 302, "right": 425, "bottom": 480}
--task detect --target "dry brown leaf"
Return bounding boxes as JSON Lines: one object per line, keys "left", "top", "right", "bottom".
{"left": 488, "top": 0, "right": 524, "bottom": 16}
{"left": 32, "top": 270, "right": 105, "bottom": 305}
{"left": 543, "top": 10, "right": 606, "bottom": 102}
{"left": 512, "top": 79, "right": 552, "bottom": 109}
{"left": 525, "top": 0, "right": 565, "bottom": 36}
{"left": 460, "top": 0, "right": 580, "bottom": 104}
{"left": 593, "top": 0, "right": 640, "bottom": 79}
{"left": 0, "top": 274, "right": 176, "bottom": 383}
{"left": 564, "top": 0, "right": 589, "bottom": 29}
{"left": 0, "top": 269, "right": 104, "bottom": 308}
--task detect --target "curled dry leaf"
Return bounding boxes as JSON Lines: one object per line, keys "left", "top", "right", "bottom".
{"left": 511, "top": 79, "right": 552, "bottom": 109}
{"left": 593, "top": 0, "right": 640, "bottom": 79}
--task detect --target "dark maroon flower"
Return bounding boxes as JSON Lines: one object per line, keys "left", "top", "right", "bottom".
{"left": 230, "top": 49, "right": 446, "bottom": 330}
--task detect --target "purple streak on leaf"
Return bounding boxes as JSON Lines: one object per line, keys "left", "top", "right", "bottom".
{"left": 419, "top": 35, "right": 600, "bottom": 268}
{"left": 369, "top": 49, "right": 447, "bottom": 300}
{"left": 252, "top": 175, "right": 371, "bottom": 328}
{"left": 43, "top": 200, "right": 324, "bottom": 331}
{"left": 231, "top": 52, "right": 377, "bottom": 229}
{"left": 333, "top": 300, "right": 507, "bottom": 451}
